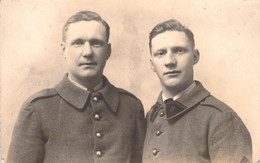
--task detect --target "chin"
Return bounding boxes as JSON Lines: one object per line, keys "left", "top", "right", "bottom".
{"left": 72, "top": 72, "right": 96, "bottom": 80}
{"left": 165, "top": 84, "right": 181, "bottom": 90}
{"left": 80, "top": 74, "right": 98, "bottom": 80}
{"left": 163, "top": 78, "right": 182, "bottom": 87}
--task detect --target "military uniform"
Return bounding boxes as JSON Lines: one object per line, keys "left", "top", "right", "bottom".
{"left": 8, "top": 75, "right": 145, "bottom": 163}
{"left": 143, "top": 81, "right": 252, "bottom": 163}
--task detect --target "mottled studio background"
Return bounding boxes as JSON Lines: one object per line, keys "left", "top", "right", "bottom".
{"left": 1, "top": 0, "right": 260, "bottom": 162}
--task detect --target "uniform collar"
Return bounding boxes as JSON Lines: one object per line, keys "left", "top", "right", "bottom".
{"left": 68, "top": 73, "right": 103, "bottom": 92}
{"left": 154, "top": 80, "right": 210, "bottom": 120}
{"left": 55, "top": 74, "right": 119, "bottom": 112}
{"left": 162, "top": 81, "right": 196, "bottom": 101}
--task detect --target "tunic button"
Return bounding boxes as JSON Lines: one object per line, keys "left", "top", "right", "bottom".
{"left": 94, "top": 114, "right": 100, "bottom": 120}
{"left": 156, "top": 130, "right": 162, "bottom": 136}
{"left": 96, "top": 132, "right": 102, "bottom": 138}
{"left": 160, "top": 111, "right": 165, "bottom": 117}
{"left": 152, "top": 149, "right": 158, "bottom": 156}
{"left": 96, "top": 151, "right": 102, "bottom": 157}
{"left": 93, "top": 96, "right": 98, "bottom": 102}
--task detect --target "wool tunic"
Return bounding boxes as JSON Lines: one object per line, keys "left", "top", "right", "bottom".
{"left": 143, "top": 81, "right": 252, "bottom": 163}
{"left": 8, "top": 75, "right": 145, "bottom": 163}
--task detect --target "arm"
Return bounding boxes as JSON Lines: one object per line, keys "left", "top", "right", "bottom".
{"left": 131, "top": 101, "right": 146, "bottom": 163}
{"left": 7, "top": 103, "right": 45, "bottom": 163}
{"left": 208, "top": 111, "right": 252, "bottom": 163}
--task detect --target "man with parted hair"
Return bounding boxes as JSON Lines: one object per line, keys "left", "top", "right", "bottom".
{"left": 7, "top": 10, "right": 145, "bottom": 163}
{"left": 143, "top": 19, "right": 252, "bottom": 163}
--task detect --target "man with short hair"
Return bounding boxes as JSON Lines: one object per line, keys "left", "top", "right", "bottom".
{"left": 7, "top": 10, "right": 145, "bottom": 163}
{"left": 143, "top": 19, "right": 252, "bottom": 163}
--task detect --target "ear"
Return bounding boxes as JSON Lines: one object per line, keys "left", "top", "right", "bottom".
{"left": 150, "top": 58, "right": 156, "bottom": 72}
{"left": 106, "top": 43, "right": 111, "bottom": 60}
{"left": 193, "top": 49, "right": 200, "bottom": 65}
{"left": 61, "top": 42, "right": 66, "bottom": 59}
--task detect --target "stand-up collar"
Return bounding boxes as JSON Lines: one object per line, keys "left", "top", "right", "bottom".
{"left": 55, "top": 74, "right": 119, "bottom": 112}
{"left": 151, "top": 81, "right": 210, "bottom": 121}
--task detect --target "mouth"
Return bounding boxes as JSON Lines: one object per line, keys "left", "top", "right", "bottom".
{"left": 79, "top": 62, "right": 97, "bottom": 66}
{"left": 163, "top": 70, "right": 181, "bottom": 76}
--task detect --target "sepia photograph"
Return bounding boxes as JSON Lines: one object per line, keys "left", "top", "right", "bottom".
{"left": 1, "top": 0, "right": 260, "bottom": 162}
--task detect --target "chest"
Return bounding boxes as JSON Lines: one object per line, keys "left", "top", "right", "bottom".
{"left": 143, "top": 107, "right": 212, "bottom": 163}
{"left": 38, "top": 97, "right": 136, "bottom": 163}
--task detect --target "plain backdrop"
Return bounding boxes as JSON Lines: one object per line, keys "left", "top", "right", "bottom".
{"left": 1, "top": 0, "right": 260, "bottom": 162}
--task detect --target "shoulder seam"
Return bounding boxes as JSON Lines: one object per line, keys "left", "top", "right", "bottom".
{"left": 117, "top": 88, "right": 139, "bottom": 100}
{"left": 199, "top": 95, "right": 232, "bottom": 113}
{"left": 23, "top": 88, "right": 58, "bottom": 106}
{"left": 199, "top": 102, "right": 223, "bottom": 112}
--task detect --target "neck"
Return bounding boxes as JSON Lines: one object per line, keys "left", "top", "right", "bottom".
{"left": 161, "top": 80, "right": 194, "bottom": 99}
{"left": 69, "top": 74, "right": 102, "bottom": 89}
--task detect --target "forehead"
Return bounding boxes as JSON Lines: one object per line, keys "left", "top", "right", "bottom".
{"left": 66, "top": 21, "right": 107, "bottom": 41}
{"left": 151, "top": 31, "right": 191, "bottom": 51}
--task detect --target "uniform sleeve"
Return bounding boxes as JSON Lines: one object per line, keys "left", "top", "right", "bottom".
{"left": 208, "top": 111, "right": 252, "bottom": 163}
{"left": 7, "top": 103, "right": 45, "bottom": 163}
{"left": 131, "top": 101, "right": 146, "bottom": 163}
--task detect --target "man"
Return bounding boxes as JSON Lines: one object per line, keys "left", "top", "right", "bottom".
{"left": 143, "top": 19, "right": 252, "bottom": 163}
{"left": 7, "top": 11, "right": 145, "bottom": 163}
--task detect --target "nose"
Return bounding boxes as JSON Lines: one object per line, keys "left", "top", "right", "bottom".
{"left": 164, "top": 52, "right": 176, "bottom": 67}
{"left": 81, "top": 42, "right": 93, "bottom": 57}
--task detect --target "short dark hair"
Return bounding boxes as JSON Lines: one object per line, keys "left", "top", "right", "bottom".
{"left": 62, "top": 10, "right": 110, "bottom": 42}
{"left": 149, "top": 19, "right": 195, "bottom": 52}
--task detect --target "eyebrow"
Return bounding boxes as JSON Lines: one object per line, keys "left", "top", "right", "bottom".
{"left": 172, "top": 46, "right": 188, "bottom": 49}
{"left": 70, "top": 38, "right": 85, "bottom": 44}
{"left": 154, "top": 46, "right": 189, "bottom": 51}
{"left": 153, "top": 48, "right": 166, "bottom": 53}
{"left": 70, "top": 38, "right": 106, "bottom": 44}
{"left": 89, "top": 39, "right": 106, "bottom": 45}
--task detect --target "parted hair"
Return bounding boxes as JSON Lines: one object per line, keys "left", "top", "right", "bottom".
{"left": 62, "top": 10, "right": 110, "bottom": 42}
{"left": 149, "top": 19, "right": 195, "bottom": 52}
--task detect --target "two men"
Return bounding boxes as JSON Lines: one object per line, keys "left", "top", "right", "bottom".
{"left": 143, "top": 19, "right": 252, "bottom": 162}
{"left": 8, "top": 10, "right": 252, "bottom": 163}
{"left": 7, "top": 11, "right": 145, "bottom": 163}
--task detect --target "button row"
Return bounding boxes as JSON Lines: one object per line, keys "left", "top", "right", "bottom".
{"left": 152, "top": 111, "right": 164, "bottom": 157}
{"left": 154, "top": 110, "right": 163, "bottom": 156}
{"left": 94, "top": 112, "right": 102, "bottom": 157}
{"left": 93, "top": 95, "right": 103, "bottom": 158}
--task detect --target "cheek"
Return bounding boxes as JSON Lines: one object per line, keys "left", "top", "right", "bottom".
{"left": 178, "top": 56, "right": 194, "bottom": 68}
{"left": 95, "top": 51, "right": 109, "bottom": 61}
{"left": 65, "top": 49, "right": 81, "bottom": 61}
{"left": 152, "top": 59, "right": 163, "bottom": 68}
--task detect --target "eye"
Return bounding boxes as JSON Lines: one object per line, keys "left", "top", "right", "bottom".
{"left": 177, "top": 48, "right": 183, "bottom": 53}
{"left": 154, "top": 50, "right": 166, "bottom": 57}
{"left": 174, "top": 47, "right": 187, "bottom": 54}
{"left": 72, "top": 40, "right": 84, "bottom": 47}
{"left": 90, "top": 40, "right": 105, "bottom": 48}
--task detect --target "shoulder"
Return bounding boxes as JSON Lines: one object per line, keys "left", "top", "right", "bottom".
{"left": 117, "top": 88, "right": 143, "bottom": 108}
{"left": 199, "top": 95, "right": 234, "bottom": 113}
{"left": 117, "top": 88, "right": 140, "bottom": 101}
{"left": 22, "top": 88, "right": 58, "bottom": 109}
{"left": 197, "top": 95, "right": 251, "bottom": 141}
{"left": 200, "top": 96, "right": 250, "bottom": 134}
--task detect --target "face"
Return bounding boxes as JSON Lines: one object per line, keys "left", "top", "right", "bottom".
{"left": 61, "top": 21, "right": 111, "bottom": 84}
{"left": 150, "top": 30, "right": 199, "bottom": 92}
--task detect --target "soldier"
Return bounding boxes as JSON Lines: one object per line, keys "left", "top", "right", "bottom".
{"left": 143, "top": 19, "right": 252, "bottom": 163}
{"left": 7, "top": 10, "right": 145, "bottom": 163}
